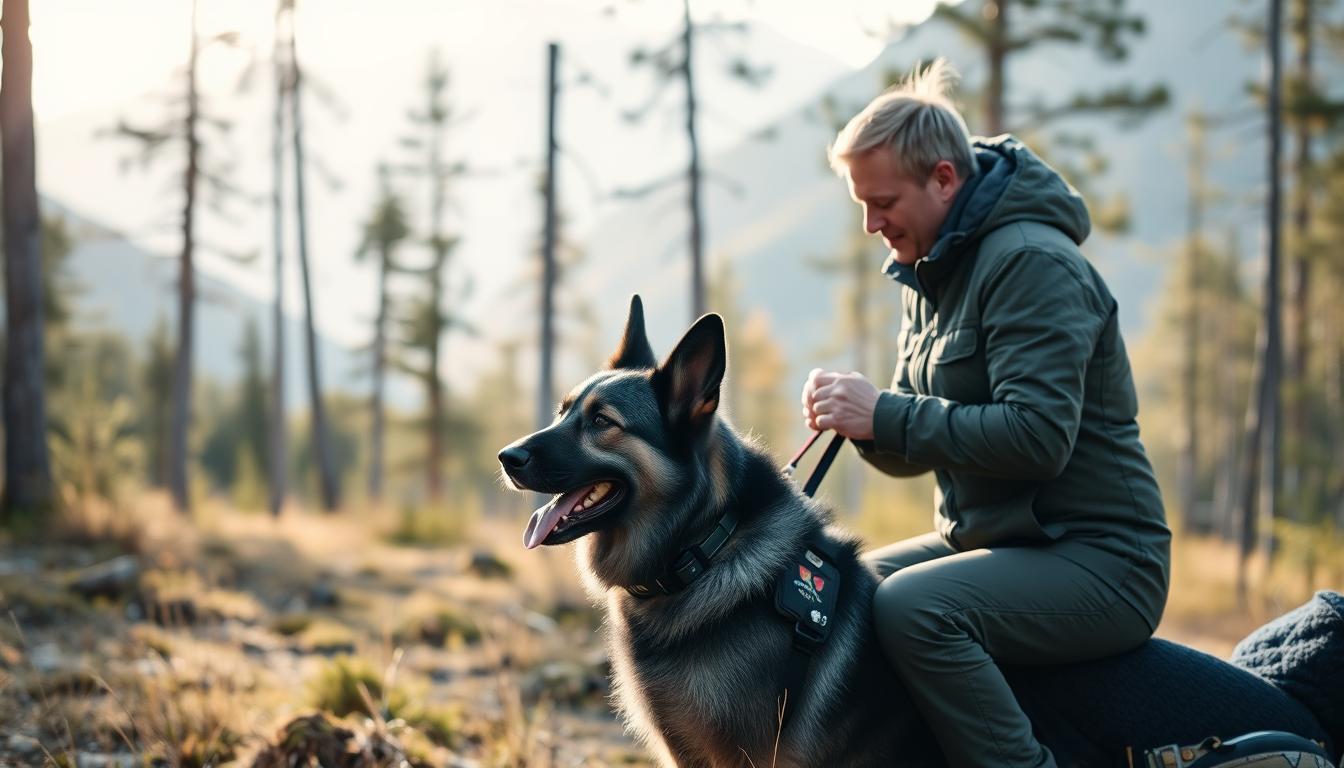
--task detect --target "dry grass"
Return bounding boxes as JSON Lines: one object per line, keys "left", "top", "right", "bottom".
{"left": 11, "top": 483, "right": 1338, "bottom": 767}
{"left": 1, "top": 489, "right": 635, "bottom": 767}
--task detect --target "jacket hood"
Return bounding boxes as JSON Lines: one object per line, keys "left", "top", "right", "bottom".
{"left": 882, "top": 135, "right": 1091, "bottom": 293}
{"left": 951, "top": 134, "right": 1091, "bottom": 249}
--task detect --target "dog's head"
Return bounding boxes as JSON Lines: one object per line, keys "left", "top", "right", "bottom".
{"left": 497, "top": 294, "right": 727, "bottom": 551}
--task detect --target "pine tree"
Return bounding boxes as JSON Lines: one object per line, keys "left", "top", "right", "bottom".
{"left": 1280, "top": 0, "right": 1344, "bottom": 548}
{"left": 354, "top": 166, "right": 411, "bottom": 504}
{"left": 1235, "top": 0, "right": 1286, "bottom": 606}
{"left": 105, "top": 0, "right": 247, "bottom": 512}
{"left": 285, "top": 0, "right": 340, "bottom": 511}
{"left": 620, "top": 3, "right": 772, "bottom": 320}
{"left": 930, "top": 0, "right": 1168, "bottom": 230}
{"left": 269, "top": 0, "right": 289, "bottom": 518}
{"left": 393, "top": 51, "right": 469, "bottom": 503}
{"left": 236, "top": 318, "right": 271, "bottom": 497}
{"left": 139, "top": 317, "right": 175, "bottom": 490}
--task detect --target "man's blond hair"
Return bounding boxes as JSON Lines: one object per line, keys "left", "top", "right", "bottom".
{"left": 828, "top": 58, "right": 976, "bottom": 180}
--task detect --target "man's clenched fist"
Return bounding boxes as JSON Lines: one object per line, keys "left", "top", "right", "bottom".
{"left": 800, "top": 368, "right": 879, "bottom": 441}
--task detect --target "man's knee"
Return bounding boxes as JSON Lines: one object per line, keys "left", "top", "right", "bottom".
{"left": 871, "top": 570, "right": 959, "bottom": 653}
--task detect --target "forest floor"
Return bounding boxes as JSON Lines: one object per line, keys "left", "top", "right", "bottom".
{"left": 0, "top": 492, "right": 1338, "bottom": 767}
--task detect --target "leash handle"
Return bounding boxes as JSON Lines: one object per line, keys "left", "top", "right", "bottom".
{"left": 784, "top": 430, "right": 847, "bottom": 498}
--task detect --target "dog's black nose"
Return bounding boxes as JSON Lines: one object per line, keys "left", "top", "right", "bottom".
{"left": 498, "top": 445, "right": 532, "bottom": 470}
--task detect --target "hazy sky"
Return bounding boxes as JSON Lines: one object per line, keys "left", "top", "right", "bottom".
{"left": 31, "top": 0, "right": 937, "bottom": 120}
{"left": 31, "top": 0, "right": 939, "bottom": 386}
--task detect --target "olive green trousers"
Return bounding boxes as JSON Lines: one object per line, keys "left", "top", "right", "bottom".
{"left": 865, "top": 533, "right": 1158, "bottom": 768}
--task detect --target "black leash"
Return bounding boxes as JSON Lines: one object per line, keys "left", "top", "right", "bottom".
{"left": 783, "top": 430, "right": 848, "bottom": 499}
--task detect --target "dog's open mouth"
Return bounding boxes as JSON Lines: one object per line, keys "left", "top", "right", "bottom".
{"left": 523, "top": 480, "right": 626, "bottom": 549}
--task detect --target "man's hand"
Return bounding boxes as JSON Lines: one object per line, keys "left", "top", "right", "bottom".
{"left": 800, "top": 369, "right": 879, "bottom": 441}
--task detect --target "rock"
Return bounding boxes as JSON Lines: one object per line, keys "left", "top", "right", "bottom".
{"left": 308, "top": 640, "right": 357, "bottom": 657}
{"left": 28, "top": 642, "right": 64, "bottom": 674}
{"left": 463, "top": 663, "right": 496, "bottom": 678}
{"left": 75, "top": 752, "right": 137, "bottom": 768}
{"left": 129, "top": 658, "right": 163, "bottom": 678}
{"left": 6, "top": 734, "right": 41, "bottom": 756}
{"left": 526, "top": 660, "right": 607, "bottom": 705}
{"left": 466, "top": 550, "right": 512, "bottom": 580}
{"left": 522, "top": 610, "right": 557, "bottom": 635}
{"left": 251, "top": 713, "right": 434, "bottom": 768}
{"left": 0, "top": 556, "right": 39, "bottom": 576}
{"left": 308, "top": 581, "right": 340, "bottom": 608}
{"left": 142, "top": 596, "right": 198, "bottom": 627}
{"left": 68, "top": 555, "right": 140, "bottom": 600}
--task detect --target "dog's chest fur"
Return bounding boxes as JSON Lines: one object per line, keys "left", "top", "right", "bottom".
{"left": 606, "top": 589, "right": 801, "bottom": 767}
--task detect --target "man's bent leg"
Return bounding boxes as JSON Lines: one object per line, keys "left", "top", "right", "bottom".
{"left": 871, "top": 545, "right": 1153, "bottom": 768}
{"left": 862, "top": 531, "right": 956, "bottom": 579}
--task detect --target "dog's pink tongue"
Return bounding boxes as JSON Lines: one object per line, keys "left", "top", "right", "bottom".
{"left": 523, "top": 486, "right": 591, "bottom": 549}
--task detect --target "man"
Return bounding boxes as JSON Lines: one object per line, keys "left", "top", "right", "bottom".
{"left": 801, "top": 59, "right": 1171, "bottom": 767}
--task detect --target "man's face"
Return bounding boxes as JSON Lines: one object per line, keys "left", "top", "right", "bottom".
{"left": 846, "top": 147, "right": 961, "bottom": 266}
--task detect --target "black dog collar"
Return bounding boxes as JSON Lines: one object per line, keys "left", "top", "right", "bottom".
{"left": 625, "top": 506, "right": 739, "bottom": 598}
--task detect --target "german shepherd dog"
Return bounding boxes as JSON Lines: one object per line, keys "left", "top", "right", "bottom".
{"left": 497, "top": 296, "right": 1342, "bottom": 768}
{"left": 498, "top": 296, "right": 935, "bottom": 767}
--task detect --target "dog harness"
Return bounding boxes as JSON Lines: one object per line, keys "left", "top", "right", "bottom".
{"left": 621, "top": 432, "right": 845, "bottom": 598}
{"left": 624, "top": 430, "right": 849, "bottom": 727}
{"left": 771, "top": 431, "right": 847, "bottom": 724}
{"left": 624, "top": 507, "right": 739, "bottom": 598}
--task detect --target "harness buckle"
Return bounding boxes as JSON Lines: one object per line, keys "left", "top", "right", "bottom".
{"left": 792, "top": 621, "right": 824, "bottom": 655}
{"left": 670, "top": 546, "right": 711, "bottom": 589}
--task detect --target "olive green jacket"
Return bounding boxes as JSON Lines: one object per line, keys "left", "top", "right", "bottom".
{"left": 856, "top": 136, "right": 1170, "bottom": 629}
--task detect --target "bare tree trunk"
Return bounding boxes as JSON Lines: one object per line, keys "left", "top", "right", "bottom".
{"left": 0, "top": 0, "right": 54, "bottom": 519}
{"left": 289, "top": 0, "right": 339, "bottom": 511}
{"left": 985, "top": 0, "right": 1007, "bottom": 135}
{"left": 1235, "top": 327, "right": 1265, "bottom": 606}
{"left": 168, "top": 0, "right": 202, "bottom": 514}
{"left": 1260, "top": 0, "right": 1285, "bottom": 573}
{"left": 539, "top": 43, "right": 559, "bottom": 433}
{"left": 427, "top": 262, "right": 444, "bottom": 501}
{"left": 1178, "top": 113, "right": 1207, "bottom": 531}
{"left": 426, "top": 121, "right": 448, "bottom": 503}
{"left": 682, "top": 0, "right": 705, "bottom": 321}
{"left": 1239, "top": 0, "right": 1286, "bottom": 604}
{"left": 368, "top": 236, "right": 389, "bottom": 503}
{"left": 1213, "top": 234, "right": 1242, "bottom": 540}
{"left": 269, "top": 0, "right": 289, "bottom": 518}
{"left": 1283, "top": 0, "right": 1313, "bottom": 523}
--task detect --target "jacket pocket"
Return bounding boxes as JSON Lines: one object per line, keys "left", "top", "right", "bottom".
{"left": 928, "top": 325, "right": 985, "bottom": 401}
{"left": 931, "top": 325, "right": 978, "bottom": 364}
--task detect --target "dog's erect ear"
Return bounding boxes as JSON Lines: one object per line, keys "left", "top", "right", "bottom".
{"left": 608, "top": 294, "right": 657, "bottom": 370}
{"left": 654, "top": 313, "right": 726, "bottom": 430}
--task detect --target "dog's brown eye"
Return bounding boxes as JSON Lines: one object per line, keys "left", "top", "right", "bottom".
{"left": 593, "top": 414, "right": 617, "bottom": 430}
